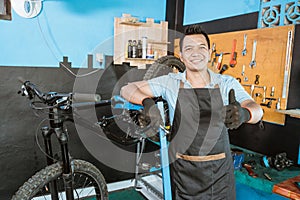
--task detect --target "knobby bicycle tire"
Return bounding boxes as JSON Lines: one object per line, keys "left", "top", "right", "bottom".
{"left": 143, "top": 55, "right": 186, "bottom": 80}
{"left": 11, "top": 159, "right": 108, "bottom": 200}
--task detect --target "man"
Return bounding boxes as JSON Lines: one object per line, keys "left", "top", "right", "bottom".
{"left": 120, "top": 24, "right": 263, "bottom": 199}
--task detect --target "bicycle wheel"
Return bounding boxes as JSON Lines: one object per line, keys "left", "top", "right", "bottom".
{"left": 11, "top": 159, "right": 108, "bottom": 200}
{"left": 143, "top": 55, "right": 185, "bottom": 80}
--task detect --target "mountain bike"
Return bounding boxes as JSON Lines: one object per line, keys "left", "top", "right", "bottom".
{"left": 12, "top": 55, "right": 185, "bottom": 200}
{"left": 12, "top": 79, "right": 109, "bottom": 200}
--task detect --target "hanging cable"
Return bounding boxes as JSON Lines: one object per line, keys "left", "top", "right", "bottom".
{"left": 36, "top": 16, "right": 103, "bottom": 78}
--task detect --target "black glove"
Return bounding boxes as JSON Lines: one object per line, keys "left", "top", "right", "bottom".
{"left": 224, "top": 89, "right": 251, "bottom": 129}
{"left": 138, "top": 98, "right": 164, "bottom": 141}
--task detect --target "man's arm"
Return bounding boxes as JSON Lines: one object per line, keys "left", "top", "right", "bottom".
{"left": 120, "top": 81, "right": 154, "bottom": 105}
{"left": 121, "top": 80, "right": 164, "bottom": 140}
{"left": 241, "top": 99, "right": 263, "bottom": 124}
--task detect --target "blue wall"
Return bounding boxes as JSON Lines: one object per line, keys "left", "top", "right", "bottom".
{"left": 184, "top": 0, "right": 261, "bottom": 25}
{"left": 0, "top": 0, "right": 166, "bottom": 67}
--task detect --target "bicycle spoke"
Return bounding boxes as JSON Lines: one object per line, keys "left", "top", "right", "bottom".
{"left": 77, "top": 175, "right": 89, "bottom": 196}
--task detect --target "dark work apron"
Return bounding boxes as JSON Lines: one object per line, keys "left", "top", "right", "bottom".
{"left": 169, "top": 84, "right": 236, "bottom": 200}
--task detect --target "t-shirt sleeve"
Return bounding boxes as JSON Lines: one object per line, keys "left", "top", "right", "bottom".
{"left": 147, "top": 75, "right": 170, "bottom": 99}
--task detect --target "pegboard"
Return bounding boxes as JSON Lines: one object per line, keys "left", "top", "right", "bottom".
{"left": 174, "top": 25, "right": 295, "bottom": 125}
{"left": 208, "top": 25, "right": 295, "bottom": 125}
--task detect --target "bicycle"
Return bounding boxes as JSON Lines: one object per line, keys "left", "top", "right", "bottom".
{"left": 12, "top": 55, "right": 185, "bottom": 200}
{"left": 12, "top": 79, "right": 109, "bottom": 200}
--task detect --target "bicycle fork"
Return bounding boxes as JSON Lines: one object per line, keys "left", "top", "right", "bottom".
{"left": 41, "top": 126, "right": 74, "bottom": 200}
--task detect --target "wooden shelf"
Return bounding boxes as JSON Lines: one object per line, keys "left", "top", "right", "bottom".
{"left": 119, "top": 21, "right": 144, "bottom": 26}
{"left": 125, "top": 58, "right": 155, "bottom": 61}
{"left": 114, "top": 13, "right": 168, "bottom": 66}
{"left": 148, "top": 41, "right": 170, "bottom": 45}
{"left": 275, "top": 109, "right": 300, "bottom": 118}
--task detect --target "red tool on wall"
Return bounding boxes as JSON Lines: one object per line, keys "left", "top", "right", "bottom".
{"left": 216, "top": 52, "right": 230, "bottom": 70}
{"left": 229, "top": 39, "right": 237, "bottom": 67}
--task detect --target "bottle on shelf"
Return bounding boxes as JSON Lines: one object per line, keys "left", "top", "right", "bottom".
{"left": 146, "top": 43, "right": 154, "bottom": 59}
{"left": 127, "top": 40, "right": 133, "bottom": 58}
{"left": 132, "top": 40, "right": 137, "bottom": 58}
{"left": 137, "top": 40, "right": 142, "bottom": 58}
{"left": 142, "top": 36, "right": 147, "bottom": 59}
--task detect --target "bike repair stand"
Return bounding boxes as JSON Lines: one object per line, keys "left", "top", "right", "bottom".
{"left": 112, "top": 95, "right": 172, "bottom": 199}
{"left": 134, "top": 101, "right": 172, "bottom": 200}
{"left": 157, "top": 101, "right": 172, "bottom": 200}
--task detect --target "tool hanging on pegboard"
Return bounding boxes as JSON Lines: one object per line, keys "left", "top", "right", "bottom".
{"left": 281, "top": 30, "right": 293, "bottom": 99}
{"left": 249, "top": 40, "right": 257, "bottom": 68}
{"left": 242, "top": 34, "right": 247, "bottom": 56}
{"left": 229, "top": 39, "right": 237, "bottom": 67}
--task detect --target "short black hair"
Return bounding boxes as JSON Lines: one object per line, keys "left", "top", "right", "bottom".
{"left": 179, "top": 24, "right": 210, "bottom": 52}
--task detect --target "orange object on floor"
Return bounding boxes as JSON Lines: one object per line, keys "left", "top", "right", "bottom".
{"left": 273, "top": 175, "right": 300, "bottom": 200}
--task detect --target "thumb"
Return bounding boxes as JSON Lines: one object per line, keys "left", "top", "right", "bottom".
{"left": 228, "top": 89, "right": 236, "bottom": 104}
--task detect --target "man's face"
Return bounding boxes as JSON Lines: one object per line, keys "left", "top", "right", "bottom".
{"left": 180, "top": 34, "right": 211, "bottom": 72}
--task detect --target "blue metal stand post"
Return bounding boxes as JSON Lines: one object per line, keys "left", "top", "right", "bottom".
{"left": 157, "top": 102, "right": 172, "bottom": 200}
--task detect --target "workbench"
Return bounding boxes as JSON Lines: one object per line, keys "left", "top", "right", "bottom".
{"left": 232, "top": 145, "right": 300, "bottom": 199}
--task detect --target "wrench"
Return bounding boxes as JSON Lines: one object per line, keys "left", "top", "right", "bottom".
{"left": 242, "top": 34, "right": 247, "bottom": 56}
{"left": 241, "top": 64, "right": 245, "bottom": 76}
{"left": 249, "top": 40, "right": 257, "bottom": 68}
{"left": 241, "top": 65, "right": 248, "bottom": 82}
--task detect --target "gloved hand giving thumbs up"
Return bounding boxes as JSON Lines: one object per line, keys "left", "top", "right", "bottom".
{"left": 224, "top": 89, "right": 251, "bottom": 129}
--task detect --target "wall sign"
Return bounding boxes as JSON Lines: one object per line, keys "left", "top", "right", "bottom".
{"left": 0, "top": 0, "right": 11, "bottom": 20}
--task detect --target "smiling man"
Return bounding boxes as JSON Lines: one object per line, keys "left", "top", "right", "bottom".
{"left": 120, "top": 24, "right": 263, "bottom": 199}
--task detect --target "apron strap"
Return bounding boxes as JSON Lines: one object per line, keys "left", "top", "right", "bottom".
{"left": 176, "top": 152, "right": 226, "bottom": 162}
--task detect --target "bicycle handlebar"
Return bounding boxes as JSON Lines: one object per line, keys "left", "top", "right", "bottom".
{"left": 73, "top": 93, "right": 101, "bottom": 102}
{"left": 18, "top": 77, "right": 45, "bottom": 100}
{"left": 18, "top": 78, "right": 171, "bottom": 142}
{"left": 18, "top": 78, "right": 102, "bottom": 109}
